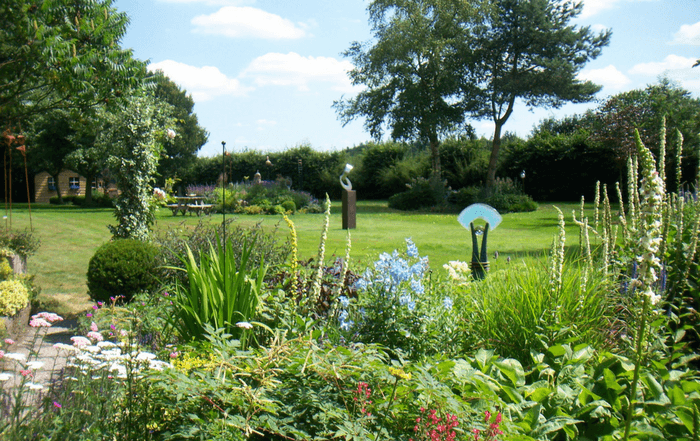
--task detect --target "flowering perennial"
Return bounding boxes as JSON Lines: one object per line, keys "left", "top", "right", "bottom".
{"left": 631, "top": 130, "right": 665, "bottom": 305}
{"left": 411, "top": 407, "right": 459, "bottom": 441}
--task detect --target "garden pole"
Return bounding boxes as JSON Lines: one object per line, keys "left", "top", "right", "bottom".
{"left": 222, "top": 141, "right": 227, "bottom": 289}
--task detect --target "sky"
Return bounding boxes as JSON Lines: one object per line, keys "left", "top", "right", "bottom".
{"left": 112, "top": 0, "right": 700, "bottom": 157}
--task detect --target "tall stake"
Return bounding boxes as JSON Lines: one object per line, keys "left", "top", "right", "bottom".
{"left": 221, "top": 141, "right": 227, "bottom": 288}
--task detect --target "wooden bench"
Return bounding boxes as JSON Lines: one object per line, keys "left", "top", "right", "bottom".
{"left": 187, "top": 204, "right": 214, "bottom": 216}
{"left": 166, "top": 204, "right": 187, "bottom": 216}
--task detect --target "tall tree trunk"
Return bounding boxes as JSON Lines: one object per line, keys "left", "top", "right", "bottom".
{"left": 84, "top": 172, "right": 94, "bottom": 205}
{"left": 485, "top": 97, "right": 516, "bottom": 189}
{"left": 485, "top": 121, "right": 503, "bottom": 189}
{"left": 52, "top": 173, "right": 64, "bottom": 204}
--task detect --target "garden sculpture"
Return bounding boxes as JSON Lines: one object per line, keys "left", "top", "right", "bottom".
{"left": 340, "top": 163, "right": 356, "bottom": 229}
{"left": 457, "top": 204, "right": 502, "bottom": 280}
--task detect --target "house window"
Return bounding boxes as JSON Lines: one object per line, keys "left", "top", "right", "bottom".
{"left": 92, "top": 178, "right": 98, "bottom": 189}
{"left": 69, "top": 177, "right": 80, "bottom": 191}
{"left": 48, "top": 177, "right": 56, "bottom": 191}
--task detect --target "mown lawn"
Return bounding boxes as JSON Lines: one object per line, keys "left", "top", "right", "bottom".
{"left": 6, "top": 200, "right": 598, "bottom": 316}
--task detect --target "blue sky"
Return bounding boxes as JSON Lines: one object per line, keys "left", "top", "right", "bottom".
{"left": 112, "top": 0, "right": 700, "bottom": 157}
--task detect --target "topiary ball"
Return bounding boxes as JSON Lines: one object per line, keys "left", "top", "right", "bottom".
{"left": 87, "top": 239, "right": 160, "bottom": 303}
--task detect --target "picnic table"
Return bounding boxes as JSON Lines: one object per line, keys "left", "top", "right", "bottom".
{"left": 166, "top": 196, "right": 214, "bottom": 216}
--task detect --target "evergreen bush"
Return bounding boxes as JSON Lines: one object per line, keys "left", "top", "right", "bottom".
{"left": 0, "top": 280, "right": 29, "bottom": 316}
{"left": 86, "top": 239, "right": 160, "bottom": 303}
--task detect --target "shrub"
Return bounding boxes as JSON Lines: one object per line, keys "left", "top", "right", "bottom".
{"left": 447, "top": 179, "right": 538, "bottom": 213}
{"left": 72, "top": 193, "right": 114, "bottom": 208}
{"left": 0, "top": 258, "right": 13, "bottom": 281}
{"left": 388, "top": 176, "right": 447, "bottom": 211}
{"left": 86, "top": 239, "right": 160, "bottom": 303}
{"left": 0, "top": 229, "right": 40, "bottom": 258}
{"left": 281, "top": 200, "right": 296, "bottom": 213}
{"left": 0, "top": 280, "right": 29, "bottom": 316}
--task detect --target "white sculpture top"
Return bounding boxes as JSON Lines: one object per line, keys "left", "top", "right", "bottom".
{"left": 340, "top": 163, "right": 354, "bottom": 191}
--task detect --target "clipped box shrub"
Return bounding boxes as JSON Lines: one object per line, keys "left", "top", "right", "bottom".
{"left": 87, "top": 239, "right": 160, "bottom": 303}
{"left": 0, "top": 280, "right": 29, "bottom": 316}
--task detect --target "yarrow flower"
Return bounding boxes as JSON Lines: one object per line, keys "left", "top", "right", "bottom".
{"left": 90, "top": 322, "right": 99, "bottom": 332}
{"left": 29, "top": 317, "right": 51, "bottom": 327}
{"left": 33, "top": 312, "right": 63, "bottom": 323}
{"left": 4, "top": 338, "right": 14, "bottom": 345}
{"left": 236, "top": 321, "right": 253, "bottom": 330}
{"left": 87, "top": 331, "right": 104, "bottom": 342}
{"left": 71, "top": 336, "right": 91, "bottom": 348}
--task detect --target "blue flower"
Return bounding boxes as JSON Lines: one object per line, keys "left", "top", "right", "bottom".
{"left": 399, "top": 292, "right": 412, "bottom": 307}
{"left": 443, "top": 296, "right": 453, "bottom": 310}
{"left": 338, "top": 295, "right": 350, "bottom": 308}
{"left": 354, "top": 278, "right": 369, "bottom": 291}
{"left": 410, "top": 279, "right": 424, "bottom": 295}
{"left": 339, "top": 310, "right": 354, "bottom": 331}
{"left": 405, "top": 238, "right": 419, "bottom": 258}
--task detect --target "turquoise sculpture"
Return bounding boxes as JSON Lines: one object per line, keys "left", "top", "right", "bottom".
{"left": 457, "top": 204, "right": 502, "bottom": 280}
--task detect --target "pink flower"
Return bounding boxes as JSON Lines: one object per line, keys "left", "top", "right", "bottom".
{"left": 110, "top": 324, "right": 116, "bottom": 330}
{"left": 34, "top": 312, "right": 63, "bottom": 322}
{"left": 0, "top": 350, "right": 4, "bottom": 358}
{"left": 86, "top": 331, "right": 103, "bottom": 342}
{"left": 53, "top": 401, "right": 62, "bottom": 408}
{"left": 86, "top": 313, "right": 92, "bottom": 318}
{"left": 29, "top": 318, "right": 51, "bottom": 327}
{"left": 90, "top": 322, "right": 99, "bottom": 332}
{"left": 20, "top": 369, "right": 32, "bottom": 377}
{"left": 71, "top": 336, "right": 91, "bottom": 348}
{"left": 169, "top": 352, "right": 179, "bottom": 359}
{"left": 4, "top": 338, "right": 14, "bottom": 345}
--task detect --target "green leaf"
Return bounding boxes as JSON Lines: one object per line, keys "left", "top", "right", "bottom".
{"left": 495, "top": 358, "right": 526, "bottom": 387}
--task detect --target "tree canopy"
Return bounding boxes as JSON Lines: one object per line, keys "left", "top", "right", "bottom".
{"left": 151, "top": 71, "right": 209, "bottom": 184}
{"left": 334, "top": 0, "right": 478, "bottom": 176}
{"left": 466, "top": 0, "right": 610, "bottom": 188}
{"left": 0, "top": 0, "right": 146, "bottom": 129}
{"left": 337, "top": 0, "right": 610, "bottom": 187}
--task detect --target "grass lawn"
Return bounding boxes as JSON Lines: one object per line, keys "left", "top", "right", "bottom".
{"left": 6, "top": 200, "right": 599, "bottom": 317}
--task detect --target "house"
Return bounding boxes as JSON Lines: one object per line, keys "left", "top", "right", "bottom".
{"left": 34, "top": 170, "right": 117, "bottom": 203}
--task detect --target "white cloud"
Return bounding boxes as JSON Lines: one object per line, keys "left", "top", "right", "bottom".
{"left": 240, "top": 52, "right": 356, "bottom": 92}
{"left": 579, "top": 0, "right": 659, "bottom": 19}
{"left": 628, "top": 55, "right": 697, "bottom": 75}
{"left": 670, "top": 22, "right": 700, "bottom": 45}
{"left": 579, "top": 0, "right": 619, "bottom": 19}
{"left": 148, "top": 60, "right": 252, "bottom": 101}
{"left": 192, "top": 7, "right": 307, "bottom": 39}
{"left": 578, "top": 65, "right": 631, "bottom": 90}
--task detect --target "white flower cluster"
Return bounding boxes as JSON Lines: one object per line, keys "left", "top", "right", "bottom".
{"left": 632, "top": 132, "right": 665, "bottom": 305}
{"left": 443, "top": 261, "right": 471, "bottom": 285}
{"left": 63, "top": 339, "right": 173, "bottom": 379}
{"left": 153, "top": 187, "right": 167, "bottom": 201}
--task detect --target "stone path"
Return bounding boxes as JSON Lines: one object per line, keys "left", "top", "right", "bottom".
{"left": 4, "top": 318, "right": 78, "bottom": 386}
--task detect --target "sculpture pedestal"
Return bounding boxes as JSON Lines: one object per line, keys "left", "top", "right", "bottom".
{"left": 342, "top": 190, "right": 356, "bottom": 229}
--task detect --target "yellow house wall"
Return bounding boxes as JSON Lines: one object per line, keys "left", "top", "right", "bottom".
{"left": 34, "top": 170, "right": 87, "bottom": 203}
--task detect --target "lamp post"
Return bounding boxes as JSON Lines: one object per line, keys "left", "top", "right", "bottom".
{"left": 520, "top": 170, "right": 526, "bottom": 194}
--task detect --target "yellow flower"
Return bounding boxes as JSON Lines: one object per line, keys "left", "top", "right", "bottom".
{"left": 388, "top": 367, "right": 411, "bottom": 380}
